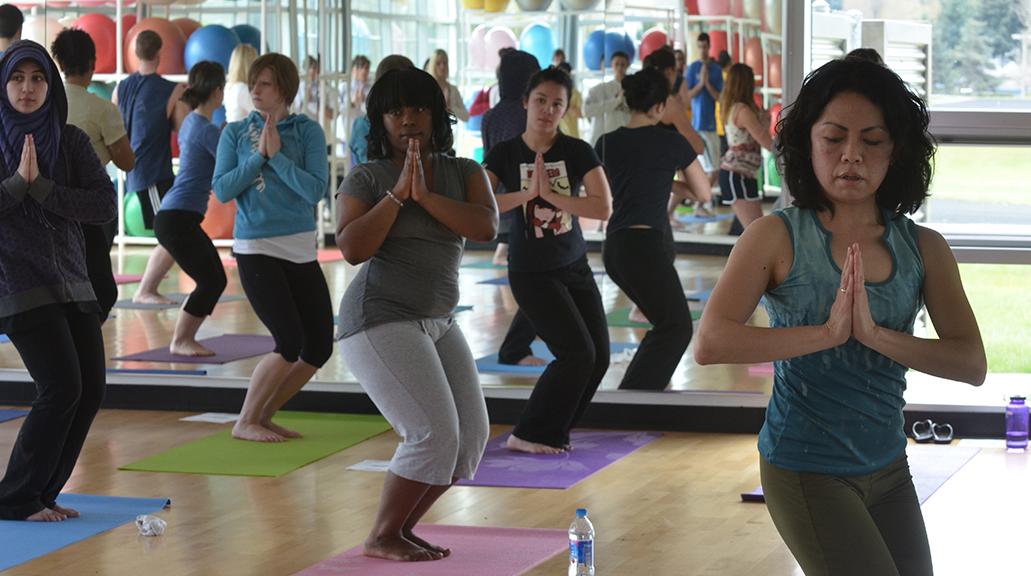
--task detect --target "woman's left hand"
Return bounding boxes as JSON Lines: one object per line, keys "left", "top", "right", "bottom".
{"left": 409, "top": 139, "right": 430, "bottom": 203}
{"left": 851, "top": 243, "right": 880, "bottom": 346}
{"left": 266, "top": 114, "right": 282, "bottom": 158}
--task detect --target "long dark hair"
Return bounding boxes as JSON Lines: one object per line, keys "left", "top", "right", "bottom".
{"left": 366, "top": 67, "right": 455, "bottom": 160}
{"left": 181, "top": 61, "right": 226, "bottom": 110}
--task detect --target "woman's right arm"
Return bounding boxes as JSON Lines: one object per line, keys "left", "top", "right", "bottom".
{"left": 694, "top": 214, "right": 853, "bottom": 365}
{"left": 212, "top": 124, "right": 265, "bottom": 203}
{"left": 738, "top": 105, "right": 774, "bottom": 151}
{"left": 335, "top": 166, "right": 408, "bottom": 265}
{"left": 486, "top": 169, "right": 535, "bottom": 214}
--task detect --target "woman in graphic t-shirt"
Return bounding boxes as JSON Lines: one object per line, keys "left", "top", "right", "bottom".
{"left": 482, "top": 67, "right": 613, "bottom": 455}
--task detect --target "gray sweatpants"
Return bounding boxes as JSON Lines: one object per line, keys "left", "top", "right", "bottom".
{"left": 339, "top": 317, "right": 489, "bottom": 485}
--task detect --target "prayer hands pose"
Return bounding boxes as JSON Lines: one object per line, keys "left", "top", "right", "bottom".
{"left": 824, "top": 243, "right": 878, "bottom": 347}
{"left": 258, "top": 112, "right": 282, "bottom": 159}
{"left": 18, "top": 134, "right": 38, "bottom": 184}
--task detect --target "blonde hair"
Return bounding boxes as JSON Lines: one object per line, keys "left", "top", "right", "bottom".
{"left": 425, "top": 49, "right": 449, "bottom": 81}
{"left": 227, "top": 44, "right": 258, "bottom": 85}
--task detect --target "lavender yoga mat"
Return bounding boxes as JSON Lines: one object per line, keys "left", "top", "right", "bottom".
{"left": 112, "top": 334, "right": 274, "bottom": 364}
{"left": 459, "top": 430, "right": 661, "bottom": 489}
{"left": 293, "top": 525, "right": 566, "bottom": 576}
{"left": 113, "top": 274, "right": 143, "bottom": 285}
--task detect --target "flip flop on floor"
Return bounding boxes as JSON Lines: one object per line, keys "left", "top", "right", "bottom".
{"left": 932, "top": 422, "right": 954, "bottom": 444}
{"left": 911, "top": 419, "right": 935, "bottom": 443}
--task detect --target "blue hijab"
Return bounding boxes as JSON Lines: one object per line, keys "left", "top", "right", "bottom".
{"left": 0, "top": 40, "right": 66, "bottom": 179}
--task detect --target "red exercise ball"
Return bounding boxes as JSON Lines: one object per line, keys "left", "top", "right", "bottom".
{"left": 200, "top": 196, "right": 235, "bottom": 240}
{"left": 707, "top": 30, "right": 740, "bottom": 61}
{"left": 768, "top": 54, "right": 782, "bottom": 88}
{"left": 638, "top": 28, "right": 668, "bottom": 62}
{"left": 122, "top": 14, "right": 138, "bottom": 34}
{"left": 73, "top": 14, "right": 116, "bottom": 74}
{"left": 123, "top": 18, "right": 186, "bottom": 75}
{"left": 698, "top": 0, "right": 730, "bottom": 14}
{"left": 744, "top": 37, "right": 763, "bottom": 81}
{"left": 769, "top": 102, "right": 781, "bottom": 138}
{"left": 684, "top": 0, "right": 699, "bottom": 13}
{"left": 753, "top": 93, "right": 762, "bottom": 108}
{"left": 172, "top": 18, "right": 201, "bottom": 41}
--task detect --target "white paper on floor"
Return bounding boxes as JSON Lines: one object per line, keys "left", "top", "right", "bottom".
{"left": 347, "top": 460, "right": 391, "bottom": 472}
{"left": 957, "top": 438, "right": 1008, "bottom": 449}
{"left": 180, "top": 413, "right": 240, "bottom": 424}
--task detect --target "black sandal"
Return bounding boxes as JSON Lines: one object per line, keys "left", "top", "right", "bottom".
{"left": 911, "top": 419, "right": 934, "bottom": 443}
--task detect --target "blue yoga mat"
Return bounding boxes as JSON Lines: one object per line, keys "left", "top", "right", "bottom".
{"left": 0, "top": 334, "right": 9, "bottom": 343}
{"left": 677, "top": 212, "right": 735, "bottom": 224}
{"left": 0, "top": 493, "right": 170, "bottom": 572}
{"left": 686, "top": 288, "right": 712, "bottom": 302}
{"left": 0, "top": 409, "right": 28, "bottom": 423}
{"left": 478, "top": 271, "right": 605, "bottom": 286}
{"left": 476, "top": 340, "right": 638, "bottom": 375}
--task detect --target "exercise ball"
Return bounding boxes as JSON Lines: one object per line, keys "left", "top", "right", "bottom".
{"left": 519, "top": 23, "right": 554, "bottom": 69}
{"left": 753, "top": 92, "right": 762, "bottom": 108}
{"left": 765, "top": 153, "right": 780, "bottom": 187}
{"left": 684, "top": 0, "right": 699, "bottom": 13}
{"left": 124, "top": 193, "right": 154, "bottom": 238}
{"left": 603, "top": 31, "right": 629, "bottom": 67}
{"left": 708, "top": 30, "right": 740, "bottom": 61}
{"left": 170, "top": 131, "right": 179, "bottom": 159}
{"left": 744, "top": 37, "right": 763, "bottom": 80}
{"left": 515, "top": 0, "right": 552, "bottom": 10}
{"left": 123, "top": 18, "right": 186, "bottom": 75}
{"left": 484, "top": 27, "right": 517, "bottom": 71}
{"left": 122, "top": 14, "right": 138, "bottom": 35}
{"left": 743, "top": 0, "right": 762, "bottom": 19}
{"left": 623, "top": 33, "right": 636, "bottom": 64}
{"left": 484, "top": 0, "right": 509, "bottom": 11}
{"left": 183, "top": 25, "right": 240, "bottom": 72}
{"left": 468, "top": 24, "right": 490, "bottom": 70}
{"left": 461, "top": 0, "right": 484, "bottom": 8}
{"left": 698, "top": 0, "right": 731, "bottom": 14}
{"left": 75, "top": 0, "right": 111, "bottom": 7}
{"left": 638, "top": 27, "right": 668, "bottom": 61}
{"left": 767, "top": 54, "right": 781, "bottom": 88}
{"left": 200, "top": 196, "right": 235, "bottom": 239}
{"left": 763, "top": 0, "right": 782, "bottom": 34}
{"left": 559, "top": 0, "right": 599, "bottom": 9}
{"left": 86, "top": 81, "right": 114, "bottom": 101}
{"left": 172, "top": 18, "right": 201, "bottom": 41}
{"left": 212, "top": 105, "right": 226, "bottom": 127}
{"left": 59, "top": 16, "right": 76, "bottom": 28}
{"left": 73, "top": 14, "right": 116, "bottom": 73}
{"left": 22, "top": 16, "right": 64, "bottom": 55}
{"left": 582, "top": 29, "right": 605, "bottom": 71}
{"left": 231, "top": 24, "right": 261, "bottom": 51}
{"left": 769, "top": 102, "right": 781, "bottom": 138}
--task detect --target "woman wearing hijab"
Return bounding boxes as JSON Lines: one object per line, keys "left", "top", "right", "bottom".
{"left": 0, "top": 40, "right": 116, "bottom": 521}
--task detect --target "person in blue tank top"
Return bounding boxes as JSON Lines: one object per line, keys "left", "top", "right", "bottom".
{"left": 694, "top": 58, "right": 987, "bottom": 576}
{"left": 153, "top": 61, "right": 227, "bottom": 357}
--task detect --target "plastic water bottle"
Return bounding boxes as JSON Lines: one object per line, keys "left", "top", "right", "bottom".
{"left": 568, "top": 508, "right": 595, "bottom": 576}
{"left": 1006, "top": 396, "right": 1029, "bottom": 451}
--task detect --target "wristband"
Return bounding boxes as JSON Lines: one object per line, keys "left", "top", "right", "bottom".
{"left": 385, "top": 189, "right": 404, "bottom": 207}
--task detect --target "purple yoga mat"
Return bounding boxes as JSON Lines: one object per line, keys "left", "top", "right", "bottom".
{"left": 112, "top": 334, "right": 274, "bottom": 364}
{"left": 459, "top": 430, "right": 661, "bottom": 489}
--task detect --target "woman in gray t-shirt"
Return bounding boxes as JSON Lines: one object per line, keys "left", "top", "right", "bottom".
{"left": 335, "top": 68, "right": 498, "bottom": 563}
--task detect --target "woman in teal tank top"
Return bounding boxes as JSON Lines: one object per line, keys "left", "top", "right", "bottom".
{"left": 695, "top": 58, "right": 986, "bottom": 575}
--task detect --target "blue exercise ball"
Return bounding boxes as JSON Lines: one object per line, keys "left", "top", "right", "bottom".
{"left": 183, "top": 25, "right": 241, "bottom": 72}
{"left": 582, "top": 29, "right": 605, "bottom": 71}
{"left": 231, "top": 24, "right": 260, "bottom": 51}
{"left": 623, "top": 33, "right": 636, "bottom": 64}
{"left": 212, "top": 105, "right": 226, "bottom": 127}
{"left": 519, "top": 23, "right": 554, "bottom": 70}
{"left": 604, "top": 31, "right": 630, "bottom": 68}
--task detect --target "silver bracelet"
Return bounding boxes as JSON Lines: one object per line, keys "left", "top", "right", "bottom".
{"left": 385, "top": 189, "right": 404, "bottom": 207}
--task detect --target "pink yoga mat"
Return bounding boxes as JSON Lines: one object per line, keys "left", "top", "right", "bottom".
{"left": 113, "top": 274, "right": 143, "bottom": 285}
{"left": 748, "top": 363, "right": 774, "bottom": 377}
{"left": 293, "top": 525, "right": 566, "bottom": 576}
{"left": 112, "top": 334, "right": 274, "bottom": 364}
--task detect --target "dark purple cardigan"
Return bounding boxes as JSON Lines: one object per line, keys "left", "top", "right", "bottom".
{"left": 0, "top": 125, "right": 116, "bottom": 318}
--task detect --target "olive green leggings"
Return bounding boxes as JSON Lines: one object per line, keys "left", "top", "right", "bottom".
{"left": 760, "top": 454, "right": 933, "bottom": 576}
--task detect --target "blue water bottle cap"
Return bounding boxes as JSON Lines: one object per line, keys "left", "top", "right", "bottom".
{"left": 576, "top": 508, "right": 587, "bottom": 517}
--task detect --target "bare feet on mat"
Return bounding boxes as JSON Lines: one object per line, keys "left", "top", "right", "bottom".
{"left": 506, "top": 434, "right": 564, "bottom": 454}
{"left": 232, "top": 422, "right": 286, "bottom": 442}
{"left": 262, "top": 420, "right": 303, "bottom": 439}
{"left": 404, "top": 530, "right": 450, "bottom": 558}
{"left": 517, "top": 355, "right": 547, "bottom": 366}
{"left": 628, "top": 306, "right": 650, "bottom": 324}
{"left": 132, "top": 291, "right": 175, "bottom": 305}
{"left": 26, "top": 508, "right": 66, "bottom": 522}
{"left": 169, "top": 340, "right": 216, "bottom": 357}
{"left": 492, "top": 243, "right": 508, "bottom": 266}
{"left": 49, "top": 504, "right": 79, "bottom": 518}
{"left": 364, "top": 535, "right": 441, "bottom": 562}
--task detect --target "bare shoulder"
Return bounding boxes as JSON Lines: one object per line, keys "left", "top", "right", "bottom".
{"left": 731, "top": 213, "right": 793, "bottom": 282}
{"left": 913, "top": 223, "right": 953, "bottom": 265}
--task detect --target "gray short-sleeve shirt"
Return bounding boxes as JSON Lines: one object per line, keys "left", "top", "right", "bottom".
{"left": 336, "top": 154, "right": 481, "bottom": 339}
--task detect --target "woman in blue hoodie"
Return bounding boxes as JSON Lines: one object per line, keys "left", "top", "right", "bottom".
{"left": 0, "top": 41, "right": 116, "bottom": 521}
{"left": 213, "top": 53, "right": 333, "bottom": 443}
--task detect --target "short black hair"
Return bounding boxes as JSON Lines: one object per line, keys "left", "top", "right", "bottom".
{"left": 643, "top": 46, "right": 675, "bottom": 72}
{"left": 697, "top": 32, "right": 710, "bottom": 44}
{"left": 610, "top": 51, "right": 629, "bottom": 64}
{"left": 52, "top": 28, "right": 96, "bottom": 77}
{"left": 777, "top": 58, "right": 934, "bottom": 216}
{"left": 523, "top": 66, "right": 574, "bottom": 102}
{"left": 556, "top": 61, "right": 572, "bottom": 75}
{"left": 181, "top": 60, "right": 225, "bottom": 109}
{"left": 622, "top": 67, "right": 669, "bottom": 113}
{"left": 717, "top": 50, "right": 732, "bottom": 68}
{"left": 553, "top": 48, "right": 565, "bottom": 59}
{"left": 366, "top": 67, "right": 455, "bottom": 160}
{"left": 0, "top": 4, "right": 23, "bottom": 41}
{"left": 845, "top": 48, "right": 884, "bottom": 66}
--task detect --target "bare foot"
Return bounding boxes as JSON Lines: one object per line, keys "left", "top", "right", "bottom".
{"left": 404, "top": 529, "right": 450, "bottom": 558}
{"left": 506, "top": 434, "right": 564, "bottom": 454}
{"left": 50, "top": 504, "right": 79, "bottom": 518}
{"left": 232, "top": 422, "right": 286, "bottom": 442}
{"left": 517, "top": 355, "right": 548, "bottom": 367}
{"left": 262, "top": 420, "right": 302, "bottom": 439}
{"left": 628, "top": 306, "right": 650, "bottom": 324}
{"left": 132, "top": 291, "right": 176, "bottom": 305}
{"left": 169, "top": 340, "right": 216, "bottom": 357}
{"left": 364, "top": 535, "right": 441, "bottom": 562}
{"left": 26, "top": 508, "right": 66, "bottom": 522}
{"left": 492, "top": 244, "right": 508, "bottom": 266}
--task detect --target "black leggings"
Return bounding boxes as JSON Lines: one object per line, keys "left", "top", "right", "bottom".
{"left": 82, "top": 221, "right": 116, "bottom": 321}
{"left": 508, "top": 256, "right": 609, "bottom": 448}
{"left": 603, "top": 228, "right": 692, "bottom": 390}
{"left": 154, "top": 209, "right": 227, "bottom": 317}
{"left": 0, "top": 305, "right": 105, "bottom": 520}
{"left": 235, "top": 253, "right": 334, "bottom": 367}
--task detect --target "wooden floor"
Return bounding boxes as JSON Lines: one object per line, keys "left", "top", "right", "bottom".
{"left": 0, "top": 408, "right": 1024, "bottom": 575}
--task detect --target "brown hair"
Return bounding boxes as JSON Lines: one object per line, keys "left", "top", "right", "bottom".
{"left": 248, "top": 53, "right": 300, "bottom": 106}
{"left": 134, "top": 30, "right": 162, "bottom": 62}
{"left": 720, "top": 63, "right": 758, "bottom": 127}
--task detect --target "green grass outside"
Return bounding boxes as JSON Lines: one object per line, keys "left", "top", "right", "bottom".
{"left": 947, "top": 264, "right": 1031, "bottom": 373}
{"left": 930, "top": 146, "right": 1031, "bottom": 204}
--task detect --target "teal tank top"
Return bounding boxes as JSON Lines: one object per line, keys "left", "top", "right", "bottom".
{"left": 757, "top": 207, "right": 924, "bottom": 476}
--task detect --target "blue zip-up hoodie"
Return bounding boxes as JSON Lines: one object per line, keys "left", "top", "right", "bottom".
{"left": 212, "top": 111, "right": 327, "bottom": 239}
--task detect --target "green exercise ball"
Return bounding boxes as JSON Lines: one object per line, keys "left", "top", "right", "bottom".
{"left": 766, "top": 154, "right": 781, "bottom": 188}
{"left": 87, "top": 81, "right": 114, "bottom": 102}
{"left": 124, "top": 192, "right": 155, "bottom": 238}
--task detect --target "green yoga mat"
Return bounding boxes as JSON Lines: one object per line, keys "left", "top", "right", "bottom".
{"left": 120, "top": 412, "right": 392, "bottom": 477}
{"left": 606, "top": 307, "right": 702, "bottom": 328}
